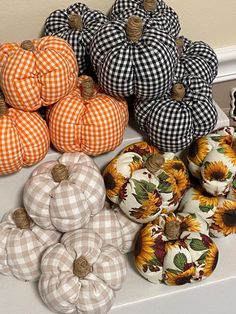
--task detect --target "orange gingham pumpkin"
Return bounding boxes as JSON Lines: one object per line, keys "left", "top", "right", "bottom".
{"left": 0, "top": 95, "right": 50, "bottom": 175}
{"left": 47, "top": 75, "right": 129, "bottom": 156}
{"left": 0, "top": 36, "right": 78, "bottom": 111}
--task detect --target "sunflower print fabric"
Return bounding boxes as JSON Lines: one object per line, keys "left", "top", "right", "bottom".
{"left": 187, "top": 126, "right": 236, "bottom": 196}
{"left": 103, "top": 142, "right": 190, "bottom": 223}
{"left": 134, "top": 212, "right": 218, "bottom": 285}
{"left": 179, "top": 185, "right": 236, "bottom": 237}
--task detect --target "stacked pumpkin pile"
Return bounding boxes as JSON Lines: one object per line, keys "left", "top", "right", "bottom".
{"left": 0, "top": 0, "right": 232, "bottom": 313}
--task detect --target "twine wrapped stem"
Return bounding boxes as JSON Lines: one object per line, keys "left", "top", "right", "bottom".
{"left": 81, "top": 77, "right": 95, "bottom": 99}
{"left": 51, "top": 164, "right": 69, "bottom": 182}
{"left": 172, "top": 83, "right": 186, "bottom": 102}
{"left": 126, "top": 16, "right": 143, "bottom": 42}
{"left": 13, "top": 208, "right": 31, "bottom": 229}
{"left": 143, "top": 0, "right": 157, "bottom": 12}
{"left": 73, "top": 256, "right": 92, "bottom": 279}
{"left": 20, "top": 40, "right": 35, "bottom": 51}
{"left": 68, "top": 14, "right": 83, "bottom": 30}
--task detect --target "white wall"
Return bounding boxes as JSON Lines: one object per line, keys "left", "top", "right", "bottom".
{"left": 0, "top": 0, "right": 235, "bottom": 48}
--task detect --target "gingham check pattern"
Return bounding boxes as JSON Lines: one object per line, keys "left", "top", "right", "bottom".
{"left": 0, "top": 209, "right": 61, "bottom": 281}
{"left": 0, "top": 108, "right": 50, "bottom": 175}
{"left": 134, "top": 76, "right": 218, "bottom": 152}
{"left": 175, "top": 36, "right": 218, "bottom": 84}
{"left": 90, "top": 19, "right": 178, "bottom": 99}
{"left": 85, "top": 202, "right": 141, "bottom": 254}
{"left": 39, "top": 229, "right": 127, "bottom": 314}
{"left": 23, "top": 152, "right": 106, "bottom": 232}
{"left": 47, "top": 76, "right": 129, "bottom": 156}
{"left": 109, "top": 0, "right": 180, "bottom": 38}
{"left": 0, "top": 36, "right": 78, "bottom": 111}
{"left": 44, "top": 2, "right": 108, "bottom": 74}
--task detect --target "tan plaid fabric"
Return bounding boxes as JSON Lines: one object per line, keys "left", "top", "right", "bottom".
{"left": 86, "top": 202, "right": 142, "bottom": 254}
{"left": 0, "top": 209, "right": 61, "bottom": 281}
{"left": 0, "top": 109, "right": 50, "bottom": 175}
{"left": 47, "top": 75, "right": 129, "bottom": 156}
{"left": 0, "top": 36, "right": 78, "bottom": 111}
{"left": 23, "top": 152, "right": 106, "bottom": 232}
{"left": 39, "top": 229, "right": 127, "bottom": 314}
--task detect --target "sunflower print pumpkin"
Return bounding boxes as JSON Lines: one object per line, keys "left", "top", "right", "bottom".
{"left": 179, "top": 185, "right": 236, "bottom": 237}
{"left": 187, "top": 126, "right": 236, "bottom": 196}
{"left": 103, "top": 142, "right": 190, "bottom": 223}
{"left": 134, "top": 212, "right": 218, "bottom": 285}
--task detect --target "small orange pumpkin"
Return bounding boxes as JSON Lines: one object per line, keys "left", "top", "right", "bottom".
{"left": 0, "top": 95, "right": 50, "bottom": 175}
{"left": 0, "top": 36, "right": 78, "bottom": 111}
{"left": 47, "top": 75, "right": 129, "bottom": 156}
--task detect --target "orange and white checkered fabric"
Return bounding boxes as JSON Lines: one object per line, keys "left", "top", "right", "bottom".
{"left": 0, "top": 108, "right": 50, "bottom": 175}
{"left": 47, "top": 75, "right": 129, "bottom": 156}
{"left": 0, "top": 36, "right": 78, "bottom": 111}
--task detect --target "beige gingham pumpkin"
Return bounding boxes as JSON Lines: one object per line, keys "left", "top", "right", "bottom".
{"left": 39, "top": 229, "right": 127, "bottom": 314}
{"left": 23, "top": 152, "right": 106, "bottom": 232}
{"left": 85, "top": 201, "right": 142, "bottom": 254}
{"left": 0, "top": 208, "right": 61, "bottom": 281}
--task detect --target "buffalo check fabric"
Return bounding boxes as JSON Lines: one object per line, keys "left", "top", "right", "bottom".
{"left": 0, "top": 109, "right": 50, "bottom": 175}
{"left": 23, "top": 152, "right": 106, "bottom": 232}
{"left": 0, "top": 36, "right": 78, "bottom": 111}
{"left": 85, "top": 202, "right": 142, "bottom": 254}
{"left": 47, "top": 76, "right": 129, "bottom": 156}
{"left": 175, "top": 36, "right": 218, "bottom": 84}
{"left": 90, "top": 19, "right": 178, "bottom": 99}
{"left": 109, "top": 0, "right": 180, "bottom": 38}
{"left": 44, "top": 2, "right": 108, "bottom": 74}
{"left": 0, "top": 209, "right": 61, "bottom": 281}
{"left": 134, "top": 76, "right": 218, "bottom": 152}
{"left": 39, "top": 229, "right": 127, "bottom": 314}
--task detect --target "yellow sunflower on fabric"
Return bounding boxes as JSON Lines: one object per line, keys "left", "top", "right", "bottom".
{"left": 130, "top": 192, "right": 162, "bottom": 220}
{"left": 103, "top": 158, "right": 126, "bottom": 201}
{"left": 188, "top": 137, "right": 210, "bottom": 166}
{"left": 220, "top": 144, "right": 236, "bottom": 166}
{"left": 166, "top": 170, "right": 189, "bottom": 200}
{"left": 135, "top": 226, "right": 156, "bottom": 272}
{"left": 212, "top": 200, "right": 236, "bottom": 236}
{"left": 122, "top": 141, "right": 160, "bottom": 156}
{"left": 164, "top": 266, "right": 196, "bottom": 285}
{"left": 181, "top": 214, "right": 201, "bottom": 233}
{"left": 192, "top": 186, "right": 219, "bottom": 207}
{"left": 203, "top": 243, "right": 219, "bottom": 277}
{"left": 203, "top": 161, "right": 229, "bottom": 181}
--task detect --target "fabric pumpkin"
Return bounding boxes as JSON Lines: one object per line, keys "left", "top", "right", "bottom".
{"left": 109, "top": 0, "right": 180, "bottom": 38}
{"left": 134, "top": 76, "right": 218, "bottom": 152}
{"left": 0, "top": 95, "right": 50, "bottom": 175}
{"left": 47, "top": 75, "right": 128, "bottom": 156}
{"left": 85, "top": 201, "right": 142, "bottom": 254}
{"left": 90, "top": 15, "right": 178, "bottom": 99}
{"left": 0, "top": 208, "right": 61, "bottom": 281}
{"left": 0, "top": 36, "right": 78, "bottom": 111}
{"left": 179, "top": 185, "right": 236, "bottom": 237}
{"left": 187, "top": 126, "right": 236, "bottom": 196}
{"left": 44, "top": 2, "right": 108, "bottom": 75}
{"left": 103, "top": 141, "right": 190, "bottom": 223}
{"left": 135, "top": 212, "right": 218, "bottom": 285}
{"left": 23, "top": 152, "right": 106, "bottom": 232}
{"left": 175, "top": 36, "right": 218, "bottom": 84}
{"left": 39, "top": 229, "right": 127, "bottom": 314}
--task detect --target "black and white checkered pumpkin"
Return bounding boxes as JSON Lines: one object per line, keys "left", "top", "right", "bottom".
{"left": 109, "top": 0, "right": 180, "bottom": 38}
{"left": 90, "top": 16, "right": 178, "bottom": 99}
{"left": 44, "top": 2, "right": 108, "bottom": 74}
{"left": 134, "top": 76, "right": 218, "bottom": 152}
{"left": 175, "top": 36, "right": 218, "bottom": 84}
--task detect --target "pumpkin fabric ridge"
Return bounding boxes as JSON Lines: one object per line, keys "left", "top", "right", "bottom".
{"left": 44, "top": 2, "right": 108, "bottom": 74}
{"left": 134, "top": 76, "right": 218, "bottom": 152}
{"left": 47, "top": 75, "right": 129, "bottom": 156}
{"left": 0, "top": 96, "right": 50, "bottom": 175}
{"left": 0, "top": 208, "right": 61, "bottom": 281}
{"left": 0, "top": 36, "right": 78, "bottom": 111}
{"left": 90, "top": 16, "right": 178, "bottom": 99}
{"left": 38, "top": 229, "right": 127, "bottom": 314}
{"left": 109, "top": 0, "right": 180, "bottom": 38}
{"left": 23, "top": 152, "right": 106, "bottom": 232}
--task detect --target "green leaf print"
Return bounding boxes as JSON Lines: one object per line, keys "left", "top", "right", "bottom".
{"left": 133, "top": 155, "right": 141, "bottom": 163}
{"left": 227, "top": 171, "right": 232, "bottom": 179}
{"left": 232, "top": 180, "right": 236, "bottom": 189}
{"left": 211, "top": 136, "right": 220, "bottom": 142}
{"left": 165, "top": 268, "right": 180, "bottom": 275}
{"left": 189, "top": 239, "right": 207, "bottom": 251}
{"left": 132, "top": 179, "right": 156, "bottom": 204}
{"left": 158, "top": 181, "right": 172, "bottom": 193}
{"left": 174, "top": 253, "right": 187, "bottom": 271}
{"left": 199, "top": 204, "right": 214, "bottom": 213}
{"left": 158, "top": 172, "right": 169, "bottom": 181}
{"left": 217, "top": 147, "right": 225, "bottom": 154}
{"left": 197, "top": 251, "right": 209, "bottom": 264}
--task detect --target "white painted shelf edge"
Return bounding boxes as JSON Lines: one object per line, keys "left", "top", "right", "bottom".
{"left": 0, "top": 102, "right": 233, "bottom": 314}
